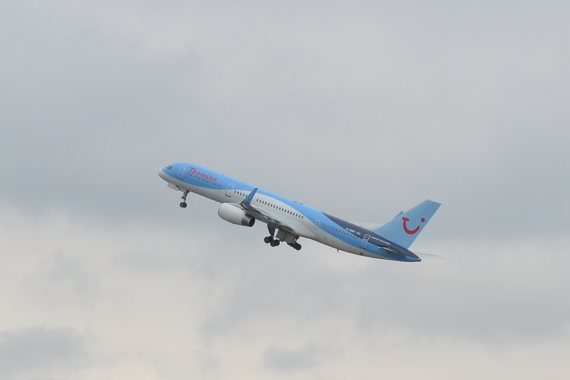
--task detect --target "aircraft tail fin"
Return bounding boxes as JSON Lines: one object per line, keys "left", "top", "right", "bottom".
{"left": 374, "top": 200, "right": 441, "bottom": 248}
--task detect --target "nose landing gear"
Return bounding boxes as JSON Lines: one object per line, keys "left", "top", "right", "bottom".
{"left": 180, "top": 190, "right": 189, "bottom": 208}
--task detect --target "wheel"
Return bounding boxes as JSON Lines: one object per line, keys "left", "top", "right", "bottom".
{"left": 180, "top": 202, "right": 187, "bottom": 208}
{"left": 288, "top": 242, "right": 301, "bottom": 250}
{"left": 274, "top": 240, "right": 280, "bottom": 247}
{"left": 264, "top": 236, "right": 272, "bottom": 244}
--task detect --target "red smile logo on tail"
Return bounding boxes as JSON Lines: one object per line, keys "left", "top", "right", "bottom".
{"left": 402, "top": 216, "right": 426, "bottom": 235}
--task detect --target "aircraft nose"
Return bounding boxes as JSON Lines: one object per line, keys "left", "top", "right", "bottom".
{"left": 158, "top": 168, "right": 168, "bottom": 181}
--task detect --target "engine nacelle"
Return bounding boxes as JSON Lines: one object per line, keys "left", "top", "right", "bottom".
{"left": 218, "top": 203, "right": 255, "bottom": 227}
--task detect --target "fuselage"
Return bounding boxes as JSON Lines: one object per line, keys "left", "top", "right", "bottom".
{"left": 159, "top": 163, "right": 421, "bottom": 262}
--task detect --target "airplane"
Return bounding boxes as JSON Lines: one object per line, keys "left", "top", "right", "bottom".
{"left": 158, "top": 163, "right": 441, "bottom": 262}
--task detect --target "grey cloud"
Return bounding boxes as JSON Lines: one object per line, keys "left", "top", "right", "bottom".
{"left": 198, "top": 239, "right": 570, "bottom": 346}
{"left": 263, "top": 345, "right": 323, "bottom": 373}
{"left": 1, "top": 208, "right": 569, "bottom": 379}
{"left": 1, "top": 0, "right": 569, "bottom": 378}
{"left": 0, "top": 0, "right": 568, "bottom": 243}
{"left": 25, "top": 252, "right": 100, "bottom": 305}
{"left": 0, "top": 326, "right": 88, "bottom": 378}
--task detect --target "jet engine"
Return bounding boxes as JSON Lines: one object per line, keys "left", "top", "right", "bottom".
{"left": 218, "top": 203, "right": 255, "bottom": 227}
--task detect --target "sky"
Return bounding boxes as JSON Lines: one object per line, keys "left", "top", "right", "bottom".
{"left": 1, "top": 0, "right": 569, "bottom": 379}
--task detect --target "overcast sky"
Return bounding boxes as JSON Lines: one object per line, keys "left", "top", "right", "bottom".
{"left": 1, "top": 0, "right": 569, "bottom": 379}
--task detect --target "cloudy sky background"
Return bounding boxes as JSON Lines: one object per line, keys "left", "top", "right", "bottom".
{"left": 1, "top": 0, "right": 569, "bottom": 379}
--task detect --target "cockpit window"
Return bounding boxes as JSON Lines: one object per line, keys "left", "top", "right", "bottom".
{"left": 167, "top": 165, "right": 173, "bottom": 169}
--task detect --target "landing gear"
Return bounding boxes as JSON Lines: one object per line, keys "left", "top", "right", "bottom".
{"left": 264, "top": 225, "right": 280, "bottom": 247}
{"left": 288, "top": 242, "right": 302, "bottom": 251}
{"left": 264, "top": 225, "right": 301, "bottom": 251}
{"left": 179, "top": 190, "right": 189, "bottom": 208}
{"left": 264, "top": 225, "right": 281, "bottom": 247}
{"left": 264, "top": 236, "right": 281, "bottom": 247}
{"left": 265, "top": 236, "right": 280, "bottom": 246}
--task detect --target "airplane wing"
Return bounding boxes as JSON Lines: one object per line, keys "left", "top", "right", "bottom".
{"left": 240, "top": 188, "right": 299, "bottom": 235}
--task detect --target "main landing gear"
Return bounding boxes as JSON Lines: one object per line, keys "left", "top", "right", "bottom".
{"left": 287, "top": 242, "right": 302, "bottom": 251}
{"left": 264, "top": 236, "right": 280, "bottom": 247}
{"left": 263, "top": 225, "right": 302, "bottom": 251}
{"left": 264, "top": 225, "right": 280, "bottom": 246}
{"left": 180, "top": 190, "right": 189, "bottom": 208}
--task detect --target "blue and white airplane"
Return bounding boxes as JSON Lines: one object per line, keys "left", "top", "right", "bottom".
{"left": 159, "top": 163, "right": 440, "bottom": 262}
